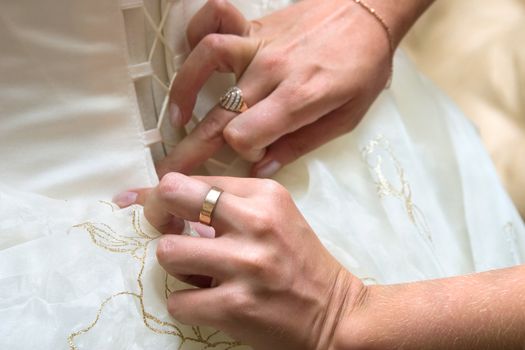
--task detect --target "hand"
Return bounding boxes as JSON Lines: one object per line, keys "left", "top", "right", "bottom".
{"left": 157, "top": 0, "right": 398, "bottom": 178}
{"left": 113, "top": 173, "right": 525, "bottom": 349}
{"left": 119, "top": 173, "right": 366, "bottom": 349}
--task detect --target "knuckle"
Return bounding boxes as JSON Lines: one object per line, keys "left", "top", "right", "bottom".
{"left": 235, "top": 247, "right": 285, "bottom": 290}
{"left": 260, "top": 178, "right": 289, "bottom": 199}
{"left": 197, "top": 115, "right": 226, "bottom": 144}
{"left": 244, "top": 207, "right": 275, "bottom": 235}
{"left": 238, "top": 180, "right": 292, "bottom": 234}
{"left": 278, "top": 78, "right": 322, "bottom": 113}
{"left": 201, "top": 33, "right": 226, "bottom": 55}
{"left": 258, "top": 53, "right": 285, "bottom": 73}
{"left": 289, "top": 84, "right": 316, "bottom": 105}
{"left": 223, "top": 125, "right": 252, "bottom": 152}
{"left": 158, "top": 173, "right": 185, "bottom": 198}
{"left": 241, "top": 248, "right": 272, "bottom": 277}
{"left": 224, "top": 287, "right": 256, "bottom": 318}
{"left": 156, "top": 236, "right": 175, "bottom": 264}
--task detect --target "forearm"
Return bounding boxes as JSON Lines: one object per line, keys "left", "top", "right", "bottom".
{"left": 338, "top": 265, "right": 525, "bottom": 349}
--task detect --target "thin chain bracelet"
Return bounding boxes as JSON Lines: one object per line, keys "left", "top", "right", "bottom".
{"left": 350, "top": 0, "right": 394, "bottom": 88}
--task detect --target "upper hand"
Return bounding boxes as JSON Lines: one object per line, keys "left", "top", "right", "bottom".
{"left": 157, "top": 0, "right": 392, "bottom": 178}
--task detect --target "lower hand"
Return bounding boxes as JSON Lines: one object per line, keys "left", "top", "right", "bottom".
{"left": 113, "top": 173, "right": 525, "bottom": 349}
{"left": 119, "top": 173, "right": 366, "bottom": 349}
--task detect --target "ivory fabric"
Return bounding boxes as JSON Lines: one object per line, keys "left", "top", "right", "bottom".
{"left": 0, "top": 0, "right": 524, "bottom": 349}
{"left": 403, "top": 0, "right": 525, "bottom": 217}
{"left": 0, "top": 0, "right": 158, "bottom": 200}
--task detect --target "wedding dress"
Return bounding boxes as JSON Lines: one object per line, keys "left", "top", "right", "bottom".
{"left": 0, "top": 0, "right": 523, "bottom": 349}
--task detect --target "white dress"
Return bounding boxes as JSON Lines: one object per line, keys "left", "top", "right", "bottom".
{"left": 0, "top": 0, "right": 523, "bottom": 349}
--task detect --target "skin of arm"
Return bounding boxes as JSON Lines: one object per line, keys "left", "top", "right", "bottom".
{"left": 335, "top": 265, "right": 525, "bottom": 349}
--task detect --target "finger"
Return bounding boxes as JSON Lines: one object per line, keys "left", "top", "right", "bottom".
{"left": 157, "top": 105, "right": 228, "bottom": 176}
{"left": 189, "top": 221, "right": 216, "bottom": 238}
{"left": 187, "top": 0, "right": 250, "bottom": 48}
{"left": 192, "top": 176, "right": 262, "bottom": 198}
{"left": 156, "top": 234, "right": 235, "bottom": 280}
{"left": 113, "top": 187, "right": 186, "bottom": 234}
{"left": 159, "top": 73, "right": 277, "bottom": 176}
{"left": 223, "top": 82, "right": 346, "bottom": 162}
{"left": 169, "top": 34, "right": 257, "bottom": 127}
{"left": 113, "top": 188, "right": 152, "bottom": 208}
{"left": 167, "top": 287, "right": 229, "bottom": 328}
{"left": 251, "top": 105, "right": 363, "bottom": 178}
{"left": 144, "top": 172, "right": 242, "bottom": 232}
{"left": 222, "top": 92, "right": 284, "bottom": 162}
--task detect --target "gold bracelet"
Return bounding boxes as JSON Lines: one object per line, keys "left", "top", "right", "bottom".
{"left": 350, "top": 0, "right": 394, "bottom": 88}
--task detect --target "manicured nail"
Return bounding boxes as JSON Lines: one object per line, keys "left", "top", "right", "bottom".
{"left": 169, "top": 103, "right": 182, "bottom": 127}
{"left": 255, "top": 160, "right": 281, "bottom": 178}
{"left": 112, "top": 191, "right": 138, "bottom": 208}
{"left": 189, "top": 222, "right": 216, "bottom": 238}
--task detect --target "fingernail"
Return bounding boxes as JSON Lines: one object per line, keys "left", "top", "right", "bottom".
{"left": 169, "top": 103, "right": 182, "bottom": 127}
{"left": 189, "top": 222, "right": 216, "bottom": 238}
{"left": 255, "top": 160, "right": 281, "bottom": 178}
{"left": 112, "top": 191, "right": 138, "bottom": 208}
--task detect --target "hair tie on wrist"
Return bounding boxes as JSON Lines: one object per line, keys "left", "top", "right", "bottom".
{"left": 350, "top": 0, "right": 394, "bottom": 88}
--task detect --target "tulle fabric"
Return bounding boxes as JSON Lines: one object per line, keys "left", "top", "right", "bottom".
{"left": 0, "top": 185, "right": 246, "bottom": 349}
{"left": 0, "top": 0, "right": 523, "bottom": 349}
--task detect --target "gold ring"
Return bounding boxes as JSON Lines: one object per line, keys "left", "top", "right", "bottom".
{"left": 219, "top": 86, "right": 248, "bottom": 113}
{"left": 199, "top": 186, "right": 223, "bottom": 226}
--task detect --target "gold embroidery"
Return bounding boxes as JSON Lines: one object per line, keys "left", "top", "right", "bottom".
{"left": 67, "top": 292, "right": 140, "bottom": 349}
{"left": 98, "top": 200, "right": 119, "bottom": 212}
{"left": 69, "top": 208, "right": 242, "bottom": 349}
{"left": 362, "top": 135, "right": 433, "bottom": 243}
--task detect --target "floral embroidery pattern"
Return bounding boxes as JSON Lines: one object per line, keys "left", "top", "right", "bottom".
{"left": 68, "top": 207, "right": 241, "bottom": 350}
{"left": 362, "top": 135, "right": 433, "bottom": 244}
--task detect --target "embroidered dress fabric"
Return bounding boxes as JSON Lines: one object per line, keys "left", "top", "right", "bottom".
{"left": 0, "top": 0, "right": 524, "bottom": 349}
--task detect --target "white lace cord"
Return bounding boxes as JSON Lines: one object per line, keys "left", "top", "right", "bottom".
{"left": 120, "top": 0, "right": 170, "bottom": 146}
{"left": 121, "top": 0, "right": 230, "bottom": 171}
{"left": 155, "top": 68, "right": 176, "bottom": 131}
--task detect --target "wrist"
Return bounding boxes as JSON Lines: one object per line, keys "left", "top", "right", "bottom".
{"left": 333, "top": 267, "right": 525, "bottom": 349}
{"left": 361, "top": 0, "right": 434, "bottom": 46}
{"left": 332, "top": 282, "right": 444, "bottom": 349}
{"left": 328, "top": 278, "right": 373, "bottom": 350}
{"left": 309, "top": 266, "right": 370, "bottom": 350}
{"left": 331, "top": 283, "right": 414, "bottom": 350}
{"left": 331, "top": 283, "right": 376, "bottom": 350}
